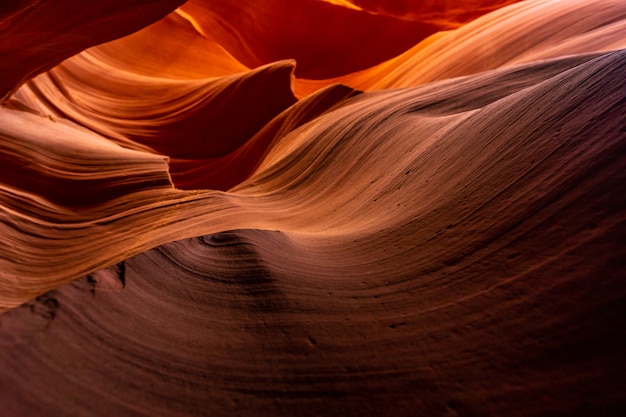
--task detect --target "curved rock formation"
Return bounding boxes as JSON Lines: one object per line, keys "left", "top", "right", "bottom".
{"left": 0, "top": 0, "right": 186, "bottom": 102}
{"left": 0, "top": 0, "right": 625, "bottom": 416}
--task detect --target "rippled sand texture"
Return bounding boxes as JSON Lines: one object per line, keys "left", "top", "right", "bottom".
{"left": 1, "top": 0, "right": 625, "bottom": 416}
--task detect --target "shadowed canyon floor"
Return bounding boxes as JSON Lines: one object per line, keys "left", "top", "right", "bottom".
{"left": 0, "top": 0, "right": 625, "bottom": 416}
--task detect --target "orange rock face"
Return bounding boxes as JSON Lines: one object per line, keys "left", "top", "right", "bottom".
{"left": 0, "top": 0, "right": 625, "bottom": 416}
{"left": 0, "top": 0, "right": 187, "bottom": 102}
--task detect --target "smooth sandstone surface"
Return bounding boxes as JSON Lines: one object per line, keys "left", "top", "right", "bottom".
{"left": 0, "top": 0, "right": 624, "bottom": 416}
{"left": 0, "top": 0, "right": 187, "bottom": 102}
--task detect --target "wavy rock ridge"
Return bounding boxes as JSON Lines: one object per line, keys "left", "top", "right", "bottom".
{"left": 0, "top": 0, "right": 625, "bottom": 416}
